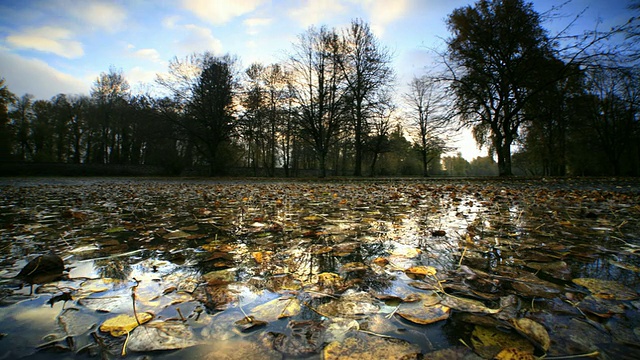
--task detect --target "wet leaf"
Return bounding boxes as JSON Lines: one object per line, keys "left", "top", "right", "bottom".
{"left": 572, "top": 278, "right": 638, "bottom": 300}
{"left": 577, "top": 295, "right": 626, "bottom": 317}
{"left": 99, "top": 312, "right": 153, "bottom": 337}
{"left": 405, "top": 265, "right": 437, "bottom": 278}
{"left": 318, "top": 291, "right": 379, "bottom": 317}
{"left": 127, "top": 321, "right": 199, "bottom": 351}
{"left": 494, "top": 347, "right": 536, "bottom": 360}
{"left": 251, "top": 297, "right": 301, "bottom": 321}
{"left": 396, "top": 302, "right": 450, "bottom": 325}
{"left": 323, "top": 333, "right": 420, "bottom": 360}
{"left": 271, "top": 320, "right": 326, "bottom": 357}
{"left": 234, "top": 315, "right": 268, "bottom": 332}
{"left": 470, "top": 325, "right": 534, "bottom": 359}
{"left": 441, "top": 295, "right": 501, "bottom": 314}
{"left": 163, "top": 229, "right": 191, "bottom": 239}
{"left": 509, "top": 317, "right": 550, "bottom": 351}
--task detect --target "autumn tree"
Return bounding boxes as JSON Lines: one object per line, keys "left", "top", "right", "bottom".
{"left": 289, "top": 26, "right": 348, "bottom": 177}
{"left": 445, "top": 0, "right": 558, "bottom": 176}
{"left": 340, "top": 19, "right": 394, "bottom": 176}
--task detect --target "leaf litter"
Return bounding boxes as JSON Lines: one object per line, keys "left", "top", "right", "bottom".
{"left": 0, "top": 178, "right": 639, "bottom": 359}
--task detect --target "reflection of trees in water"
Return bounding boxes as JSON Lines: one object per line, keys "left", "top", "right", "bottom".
{"left": 94, "top": 258, "right": 132, "bottom": 280}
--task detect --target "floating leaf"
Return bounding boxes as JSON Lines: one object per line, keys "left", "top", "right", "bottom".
{"left": 396, "top": 303, "right": 450, "bottom": 325}
{"left": 572, "top": 278, "right": 638, "bottom": 300}
{"left": 251, "top": 297, "right": 301, "bottom": 321}
{"left": 99, "top": 312, "right": 153, "bottom": 337}
{"left": 608, "top": 260, "right": 640, "bottom": 273}
{"left": 323, "top": 333, "right": 420, "bottom": 360}
{"left": 127, "top": 321, "right": 199, "bottom": 351}
{"left": 470, "top": 325, "right": 534, "bottom": 359}
{"left": 577, "top": 295, "right": 625, "bottom": 318}
{"left": 318, "top": 291, "right": 379, "bottom": 317}
{"left": 405, "top": 265, "right": 437, "bottom": 278}
{"left": 163, "top": 229, "right": 191, "bottom": 239}
{"left": 509, "top": 318, "right": 550, "bottom": 351}
{"left": 235, "top": 316, "right": 268, "bottom": 332}
{"left": 441, "top": 295, "right": 501, "bottom": 314}
{"left": 494, "top": 347, "right": 536, "bottom": 360}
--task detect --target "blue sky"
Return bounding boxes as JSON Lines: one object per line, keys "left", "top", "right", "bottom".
{"left": 0, "top": 0, "right": 633, "bottom": 159}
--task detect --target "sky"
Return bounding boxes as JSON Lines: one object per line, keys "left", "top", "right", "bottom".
{"left": 0, "top": 0, "right": 633, "bottom": 160}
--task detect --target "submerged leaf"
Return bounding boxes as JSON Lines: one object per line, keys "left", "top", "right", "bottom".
{"left": 323, "top": 333, "right": 420, "bottom": 360}
{"left": 127, "top": 321, "right": 199, "bottom": 351}
{"left": 572, "top": 278, "right": 638, "bottom": 300}
{"left": 251, "top": 297, "right": 301, "bottom": 321}
{"left": 470, "top": 325, "right": 534, "bottom": 359}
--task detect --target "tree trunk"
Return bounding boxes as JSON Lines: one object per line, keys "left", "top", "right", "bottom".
{"left": 421, "top": 149, "right": 429, "bottom": 177}
{"left": 497, "top": 142, "right": 512, "bottom": 176}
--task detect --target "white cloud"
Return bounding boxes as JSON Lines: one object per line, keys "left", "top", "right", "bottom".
{"left": 288, "top": 0, "right": 347, "bottom": 28}
{"left": 126, "top": 66, "right": 160, "bottom": 89}
{"left": 243, "top": 17, "right": 273, "bottom": 35}
{"left": 354, "top": 0, "right": 410, "bottom": 37}
{"left": 162, "top": 15, "right": 182, "bottom": 29}
{"left": 180, "top": 24, "right": 224, "bottom": 54}
{"left": 0, "top": 50, "right": 89, "bottom": 99}
{"left": 69, "top": 1, "right": 127, "bottom": 32}
{"left": 182, "top": 0, "right": 266, "bottom": 25}
{"left": 5, "top": 26, "right": 84, "bottom": 59}
{"left": 133, "top": 48, "right": 163, "bottom": 63}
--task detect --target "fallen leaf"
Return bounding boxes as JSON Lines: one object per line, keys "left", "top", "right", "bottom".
{"left": 470, "top": 325, "right": 534, "bottom": 359}
{"left": 509, "top": 318, "right": 550, "bottom": 351}
{"left": 99, "top": 312, "right": 153, "bottom": 337}
{"left": 572, "top": 278, "right": 638, "bottom": 300}
{"left": 127, "top": 320, "right": 199, "bottom": 351}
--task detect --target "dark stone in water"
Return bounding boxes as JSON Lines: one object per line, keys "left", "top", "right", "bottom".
{"left": 16, "top": 254, "right": 64, "bottom": 284}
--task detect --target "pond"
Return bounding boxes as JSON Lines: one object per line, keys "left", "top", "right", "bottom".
{"left": 0, "top": 178, "right": 639, "bottom": 359}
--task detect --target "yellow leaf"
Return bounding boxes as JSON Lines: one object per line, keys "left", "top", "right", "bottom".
{"left": 405, "top": 266, "right": 437, "bottom": 277}
{"left": 494, "top": 347, "right": 536, "bottom": 360}
{"left": 509, "top": 318, "right": 550, "bottom": 351}
{"left": 99, "top": 312, "right": 153, "bottom": 337}
{"left": 252, "top": 251, "right": 263, "bottom": 264}
{"left": 572, "top": 278, "right": 638, "bottom": 300}
{"left": 471, "top": 325, "right": 534, "bottom": 359}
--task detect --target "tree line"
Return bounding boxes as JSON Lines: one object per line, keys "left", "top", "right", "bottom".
{"left": 1, "top": 0, "right": 638, "bottom": 177}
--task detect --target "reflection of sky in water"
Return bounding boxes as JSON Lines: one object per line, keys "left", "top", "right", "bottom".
{"left": 1, "top": 180, "right": 639, "bottom": 358}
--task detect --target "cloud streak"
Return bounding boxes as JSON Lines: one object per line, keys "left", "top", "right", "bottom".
{"left": 182, "top": 0, "right": 266, "bottom": 25}
{"left": 5, "top": 26, "right": 84, "bottom": 58}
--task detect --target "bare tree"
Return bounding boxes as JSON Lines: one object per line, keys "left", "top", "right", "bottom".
{"left": 288, "top": 26, "right": 348, "bottom": 177}
{"left": 404, "top": 75, "right": 451, "bottom": 176}
{"left": 340, "top": 19, "right": 394, "bottom": 176}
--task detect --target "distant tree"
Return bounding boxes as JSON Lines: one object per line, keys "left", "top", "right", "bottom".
{"left": 367, "top": 99, "right": 394, "bottom": 176}
{"left": 0, "top": 78, "right": 16, "bottom": 161}
{"left": 156, "top": 53, "right": 240, "bottom": 175}
{"left": 289, "top": 26, "right": 348, "bottom": 177}
{"left": 339, "top": 19, "right": 394, "bottom": 176}
{"left": 442, "top": 153, "right": 470, "bottom": 176}
{"left": 9, "top": 94, "right": 35, "bottom": 161}
{"left": 90, "top": 66, "right": 131, "bottom": 164}
{"left": 404, "top": 75, "right": 452, "bottom": 176}
{"left": 240, "top": 62, "right": 268, "bottom": 174}
{"left": 445, "top": 0, "right": 559, "bottom": 176}
{"left": 188, "top": 54, "right": 239, "bottom": 175}
{"left": 31, "top": 99, "right": 54, "bottom": 162}
{"left": 583, "top": 66, "right": 639, "bottom": 175}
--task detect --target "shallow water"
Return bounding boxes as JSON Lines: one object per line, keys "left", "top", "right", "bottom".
{"left": 1, "top": 178, "right": 639, "bottom": 359}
